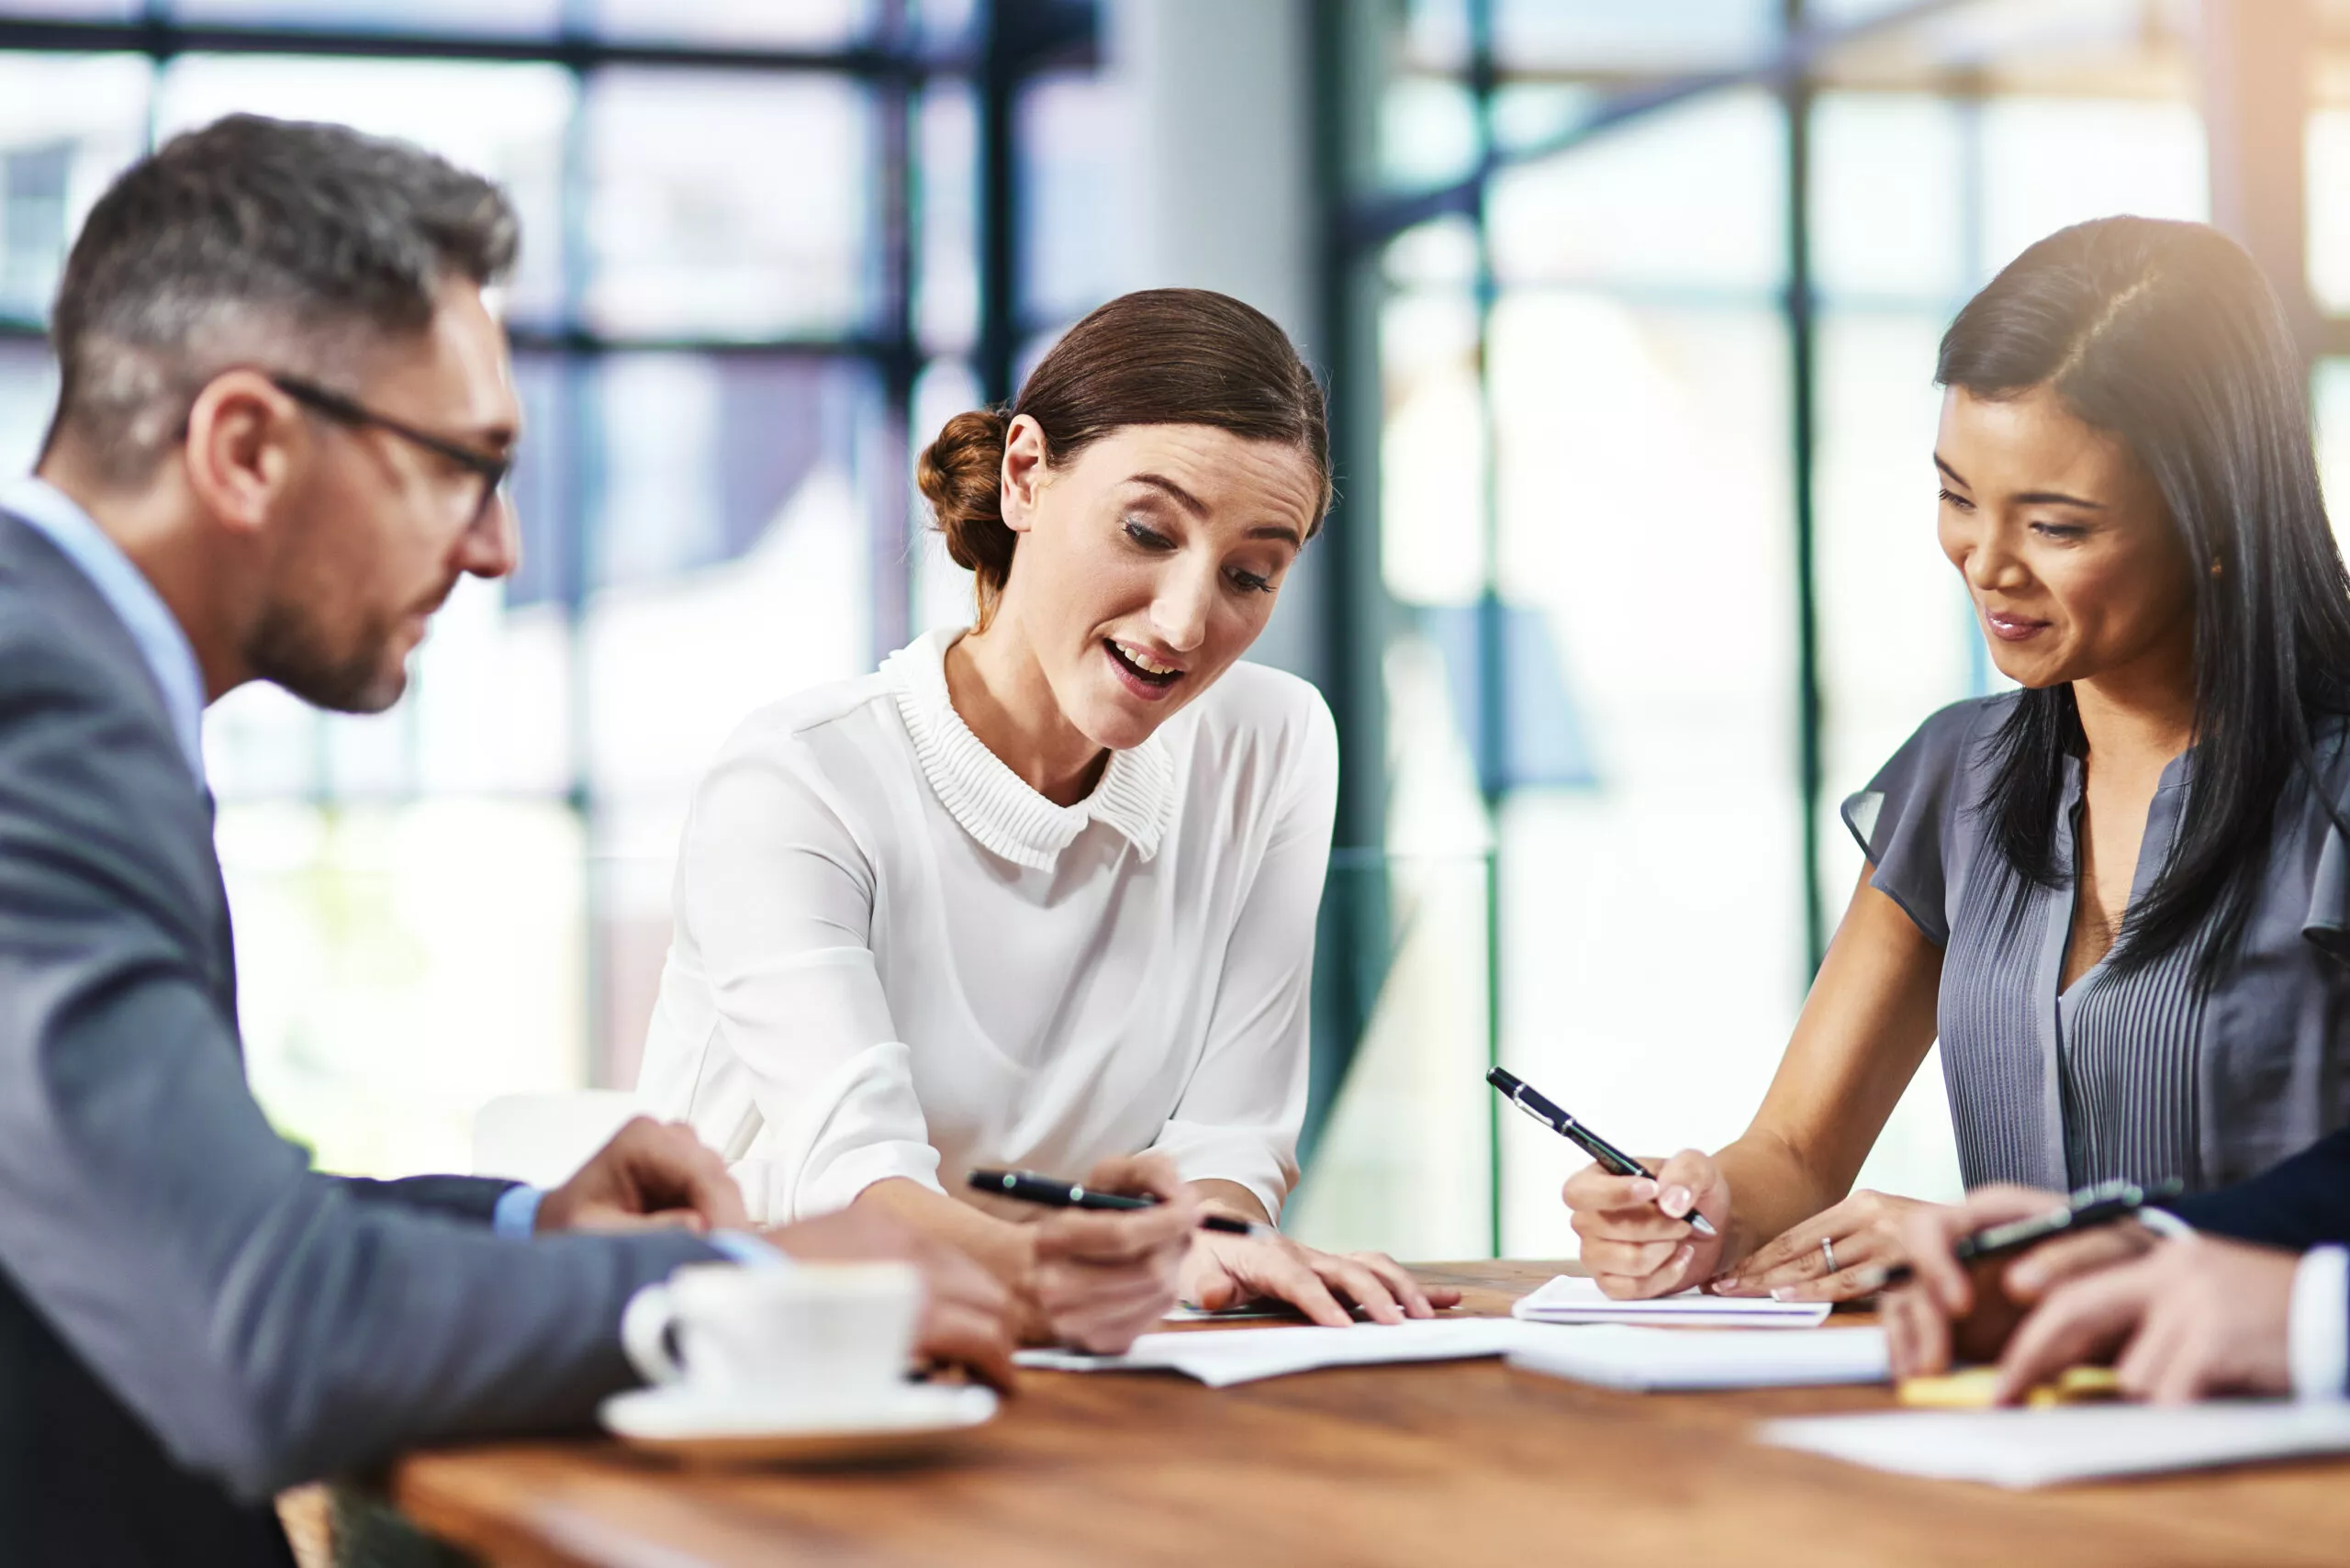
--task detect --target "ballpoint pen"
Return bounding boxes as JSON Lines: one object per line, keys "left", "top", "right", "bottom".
{"left": 1485, "top": 1067, "right": 1718, "bottom": 1238}
{"left": 967, "top": 1168, "right": 1278, "bottom": 1238}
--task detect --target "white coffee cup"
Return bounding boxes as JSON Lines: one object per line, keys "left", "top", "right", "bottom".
{"left": 621, "top": 1261, "right": 924, "bottom": 1413}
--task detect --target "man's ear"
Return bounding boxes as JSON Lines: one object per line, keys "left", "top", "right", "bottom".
{"left": 1000, "top": 413, "right": 1049, "bottom": 538}
{"left": 182, "top": 370, "right": 299, "bottom": 537}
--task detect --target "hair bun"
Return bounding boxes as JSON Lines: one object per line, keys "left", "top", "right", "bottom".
{"left": 918, "top": 408, "right": 1015, "bottom": 618}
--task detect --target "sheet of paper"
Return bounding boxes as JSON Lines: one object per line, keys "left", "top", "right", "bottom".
{"left": 1016, "top": 1318, "right": 1528, "bottom": 1387}
{"left": 1506, "top": 1324, "right": 1888, "bottom": 1392}
{"left": 1761, "top": 1402, "right": 2350, "bottom": 1488}
{"left": 1511, "top": 1274, "right": 1831, "bottom": 1328}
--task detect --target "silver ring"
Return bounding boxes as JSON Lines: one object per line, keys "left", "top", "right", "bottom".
{"left": 1821, "top": 1236, "right": 1838, "bottom": 1275}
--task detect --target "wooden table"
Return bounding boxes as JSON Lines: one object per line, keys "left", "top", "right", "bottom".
{"left": 387, "top": 1260, "right": 2350, "bottom": 1567}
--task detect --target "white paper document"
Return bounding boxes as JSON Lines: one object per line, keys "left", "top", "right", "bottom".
{"left": 1506, "top": 1324, "right": 1889, "bottom": 1392}
{"left": 1511, "top": 1274, "right": 1832, "bottom": 1327}
{"left": 1016, "top": 1318, "right": 1528, "bottom": 1387}
{"left": 1761, "top": 1402, "right": 2350, "bottom": 1488}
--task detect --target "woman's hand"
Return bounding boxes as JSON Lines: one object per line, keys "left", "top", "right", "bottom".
{"left": 1562, "top": 1148, "right": 1730, "bottom": 1299}
{"left": 1180, "top": 1221, "right": 1460, "bottom": 1327}
{"left": 1710, "top": 1188, "right": 1931, "bottom": 1303}
{"left": 1026, "top": 1153, "right": 1197, "bottom": 1353}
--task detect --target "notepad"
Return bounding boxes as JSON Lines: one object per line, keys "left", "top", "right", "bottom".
{"left": 1506, "top": 1324, "right": 1889, "bottom": 1391}
{"left": 1016, "top": 1318, "right": 1528, "bottom": 1387}
{"left": 1761, "top": 1402, "right": 2350, "bottom": 1488}
{"left": 1510, "top": 1274, "right": 1832, "bottom": 1327}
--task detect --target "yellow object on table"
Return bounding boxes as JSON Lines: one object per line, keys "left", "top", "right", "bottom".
{"left": 1897, "top": 1365, "right": 2122, "bottom": 1408}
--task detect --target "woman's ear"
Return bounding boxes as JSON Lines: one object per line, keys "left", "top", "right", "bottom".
{"left": 1000, "top": 414, "right": 1048, "bottom": 537}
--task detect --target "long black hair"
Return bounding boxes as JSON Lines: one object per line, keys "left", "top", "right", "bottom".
{"left": 1938, "top": 216, "right": 2350, "bottom": 983}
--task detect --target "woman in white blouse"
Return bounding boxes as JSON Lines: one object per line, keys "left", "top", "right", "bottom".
{"left": 639, "top": 289, "right": 1454, "bottom": 1349}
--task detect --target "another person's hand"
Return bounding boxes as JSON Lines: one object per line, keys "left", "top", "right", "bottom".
{"left": 766, "top": 1206, "right": 1019, "bottom": 1392}
{"left": 1180, "top": 1221, "right": 1460, "bottom": 1327}
{"left": 1993, "top": 1235, "right": 2299, "bottom": 1405}
{"left": 1884, "top": 1184, "right": 2157, "bottom": 1379}
{"left": 1026, "top": 1153, "right": 1198, "bottom": 1353}
{"left": 1562, "top": 1148, "right": 1729, "bottom": 1299}
{"left": 535, "top": 1116, "right": 751, "bottom": 1235}
{"left": 1710, "top": 1189, "right": 1932, "bottom": 1303}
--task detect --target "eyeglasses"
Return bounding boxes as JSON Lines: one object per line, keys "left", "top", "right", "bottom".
{"left": 268, "top": 373, "right": 512, "bottom": 527}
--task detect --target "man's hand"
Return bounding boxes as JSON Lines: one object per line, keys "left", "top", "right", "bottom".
{"left": 1027, "top": 1153, "right": 1197, "bottom": 1352}
{"left": 534, "top": 1116, "right": 751, "bottom": 1235}
{"left": 1995, "top": 1235, "right": 2300, "bottom": 1405}
{"left": 767, "top": 1207, "right": 1019, "bottom": 1392}
{"left": 1886, "top": 1184, "right": 2159, "bottom": 1379}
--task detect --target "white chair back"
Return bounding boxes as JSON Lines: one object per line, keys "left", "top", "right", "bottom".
{"left": 471, "top": 1091, "right": 640, "bottom": 1186}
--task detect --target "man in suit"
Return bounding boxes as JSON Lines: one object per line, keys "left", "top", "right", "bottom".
{"left": 1885, "top": 1129, "right": 2350, "bottom": 1402}
{"left": 0, "top": 114, "right": 1022, "bottom": 1566}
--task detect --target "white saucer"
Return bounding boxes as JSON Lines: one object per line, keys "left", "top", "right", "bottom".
{"left": 600, "top": 1382, "right": 999, "bottom": 1468}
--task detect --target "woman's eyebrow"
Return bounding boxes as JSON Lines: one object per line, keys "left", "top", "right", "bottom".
{"left": 1933, "top": 453, "right": 2104, "bottom": 510}
{"left": 1127, "top": 472, "right": 1206, "bottom": 516}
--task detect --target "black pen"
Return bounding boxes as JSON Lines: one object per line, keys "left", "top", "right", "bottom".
{"left": 1485, "top": 1067, "right": 1718, "bottom": 1238}
{"left": 967, "top": 1169, "right": 1277, "bottom": 1238}
{"left": 1876, "top": 1178, "right": 2180, "bottom": 1290}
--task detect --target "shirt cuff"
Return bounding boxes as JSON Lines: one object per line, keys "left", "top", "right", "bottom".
{"left": 2139, "top": 1207, "right": 2194, "bottom": 1240}
{"left": 490, "top": 1183, "right": 544, "bottom": 1239}
{"left": 2290, "top": 1245, "right": 2349, "bottom": 1402}
{"left": 705, "top": 1229, "right": 789, "bottom": 1268}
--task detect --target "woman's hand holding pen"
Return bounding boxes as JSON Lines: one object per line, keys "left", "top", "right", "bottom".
{"left": 1563, "top": 1148, "right": 1731, "bottom": 1299}
{"left": 1708, "top": 1188, "right": 1931, "bottom": 1303}
{"left": 1024, "top": 1152, "right": 1197, "bottom": 1354}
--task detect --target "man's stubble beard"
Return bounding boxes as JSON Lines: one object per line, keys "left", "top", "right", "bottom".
{"left": 245, "top": 593, "right": 408, "bottom": 714}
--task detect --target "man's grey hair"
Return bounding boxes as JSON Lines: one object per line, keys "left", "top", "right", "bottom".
{"left": 45, "top": 113, "right": 518, "bottom": 484}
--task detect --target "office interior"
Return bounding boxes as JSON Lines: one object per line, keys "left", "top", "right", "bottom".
{"left": 0, "top": 0, "right": 2337, "bottom": 1265}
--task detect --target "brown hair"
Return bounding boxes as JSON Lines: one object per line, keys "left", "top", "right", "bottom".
{"left": 915, "top": 287, "right": 1331, "bottom": 627}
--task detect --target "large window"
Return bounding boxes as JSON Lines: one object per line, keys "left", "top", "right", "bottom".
{"left": 1308, "top": 0, "right": 2346, "bottom": 1257}
{"left": 0, "top": 2, "right": 1105, "bottom": 1176}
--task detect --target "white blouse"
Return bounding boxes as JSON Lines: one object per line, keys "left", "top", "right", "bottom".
{"left": 634, "top": 628, "right": 1337, "bottom": 1226}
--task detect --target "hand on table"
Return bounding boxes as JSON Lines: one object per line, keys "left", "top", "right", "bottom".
{"left": 1027, "top": 1153, "right": 1198, "bottom": 1354}
{"left": 1991, "top": 1234, "right": 2299, "bottom": 1404}
{"left": 1562, "top": 1148, "right": 1729, "bottom": 1299}
{"left": 535, "top": 1116, "right": 750, "bottom": 1236}
{"left": 1179, "top": 1218, "right": 1460, "bottom": 1327}
{"left": 1884, "top": 1183, "right": 2158, "bottom": 1379}
{"left": 766, "top": 1206, "right": 1019, "bottom": 1392}
{"left": 1709, "top": 1188, "right": 1933, "bottom": 1304}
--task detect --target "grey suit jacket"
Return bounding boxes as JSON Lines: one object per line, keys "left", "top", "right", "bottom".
{"left": 0, "top": 509, "right": 720, "bottom": 1562}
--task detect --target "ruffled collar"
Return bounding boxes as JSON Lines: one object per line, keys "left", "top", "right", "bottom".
{"left": 881, "top": 629, "right": 1174, "bottom": 871}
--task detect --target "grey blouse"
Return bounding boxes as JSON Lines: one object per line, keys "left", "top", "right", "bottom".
{"left": 1845, "top": 694, "right": 2350, "bottom": 1195}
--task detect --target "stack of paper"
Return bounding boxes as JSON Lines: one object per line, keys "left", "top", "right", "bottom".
{"left": 1511, "top": 1274, "right": 1832, "bottom": 1328}
{"left": 1762, "top": 1402, "right": 2350, "bottom": 1487}
{"left": 1507, "top": 1324, "right": 1889, "bottom": 1392}
{"left": 1016, "top": 1318, "right": 1527, "bottom": 1387}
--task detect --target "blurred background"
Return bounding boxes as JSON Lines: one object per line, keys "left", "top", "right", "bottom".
{"left": 0, "top": 0, "right": 2341, "bottom": 1260}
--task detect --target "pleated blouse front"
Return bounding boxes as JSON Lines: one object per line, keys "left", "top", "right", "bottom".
{"left": 1845, "top": 695, "right": 2350, "bottom": 1195}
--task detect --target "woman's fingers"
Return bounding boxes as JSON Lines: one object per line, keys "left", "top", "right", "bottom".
{"left": 1649, "top": 1148, "right": 1721, "bottom": 1226}
{"left": 1590, "top": 1242, "right": 1695, "bottom": 1301}
{"left": 1348, "top": 1252, "right": 1436, "bottom": 1317}
{"left": 1255, "top": 1253, "right": 1356, "bottom": 1327}
{"left": 1309, "top": 1255, "right": 1404, "bottom": 1325}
